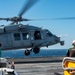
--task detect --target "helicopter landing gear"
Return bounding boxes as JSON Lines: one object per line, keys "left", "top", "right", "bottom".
{"left": 25, "top": 50, "right": 30, "bottom": 56}
{"left": 24, "top": 47, "right": 40, "bottom": 56}
{"left": 33, "top": 47, "right": 40, "bottom": 54}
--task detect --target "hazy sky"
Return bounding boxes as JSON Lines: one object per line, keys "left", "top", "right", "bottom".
{"left": 0, "top": 0, "right": 75, "bottom": 49}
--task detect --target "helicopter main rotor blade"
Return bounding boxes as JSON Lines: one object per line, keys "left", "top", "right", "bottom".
{"left": 0, "top": 18, "right": 10, "bottom": 21}
{"left": 23, "top": 17, "right": 75, "bottom": 21}
{"left": 19, "top": 0, "right": 39, "bottom": 17}
{"left": 49, "top": 17, "right": 75, "bottom": 20}
{"left": 22, "top": 18, "right": 57, "bottom": 21}
{"left": 0, "top": 17, "right": 75, "bottom": 22}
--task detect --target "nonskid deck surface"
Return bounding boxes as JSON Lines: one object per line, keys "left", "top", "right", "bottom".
{"left": 15, "top": 62, "right": 63, "bottom": 75}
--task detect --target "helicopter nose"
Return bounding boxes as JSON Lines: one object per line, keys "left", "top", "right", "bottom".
{"left": 54, "top": 35, "right": 64, "bottom": 45}
{"left": 54, "top": 35, "right": 60, "bottom": 43}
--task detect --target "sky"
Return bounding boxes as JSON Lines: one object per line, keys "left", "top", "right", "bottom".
{"left": 0, "top": 0, "right": 75, "bottom": 49}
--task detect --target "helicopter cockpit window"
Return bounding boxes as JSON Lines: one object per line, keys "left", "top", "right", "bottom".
{"left": 22, "top": 33, "right": 29, "bottom": 40}
{"left": 46, "top": 30, "right": 53, "bottom": 37}
{"left": 14, "top": 33, "right": 21, "bottom": 41}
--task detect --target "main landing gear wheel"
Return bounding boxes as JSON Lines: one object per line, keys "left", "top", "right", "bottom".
{"left": 25, "top": 50, "right": 30, "bottom": 56}
{"left": 33, "top": 47, "right": 40, "bottom": 54}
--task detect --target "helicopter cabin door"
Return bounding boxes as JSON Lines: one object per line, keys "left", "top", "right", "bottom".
{"left": 34, "top": 31, "right": 41, "bottom": 40}
{"left": 34, "top": 31, "right": 43, "bottom": 46}
{"left": 34, "top": 31, "right": 46, "bottom": 47}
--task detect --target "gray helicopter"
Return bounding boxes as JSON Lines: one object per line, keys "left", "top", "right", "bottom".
{"left": 0, "top": 0, "right": 64, "bottom": 56}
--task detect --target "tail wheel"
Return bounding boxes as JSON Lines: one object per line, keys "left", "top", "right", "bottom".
{"left": 25, "top": 50, "right": 30, "bottom": 56}
{"left": 33, "top": 47, "right": 40, "bottom": 54}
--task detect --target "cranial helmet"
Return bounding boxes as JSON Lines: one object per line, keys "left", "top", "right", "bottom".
{"left": 72, "top": 40, "right": 75, "bottom": 44}
{"left": 72, "top": 40, "right": 75, "bottom": 46}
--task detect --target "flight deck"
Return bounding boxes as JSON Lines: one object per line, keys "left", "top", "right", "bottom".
{"left": 8, "top": 57, "right": 64, "bottom": 75}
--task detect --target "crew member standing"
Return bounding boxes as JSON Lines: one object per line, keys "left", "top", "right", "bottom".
{"left": 11, "top": 62, "right": 15, "bottom": 69}
{"left": 66, "top": 40, "right": 75, "bottom": 57}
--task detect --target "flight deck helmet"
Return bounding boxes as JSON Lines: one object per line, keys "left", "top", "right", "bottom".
{"left": 72, "top": 40, "right": 75, "bottom": 46}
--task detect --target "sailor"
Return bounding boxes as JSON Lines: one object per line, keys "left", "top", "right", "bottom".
{"left": 11, "top": 62, "right": 15, "bottom": 69}
{"left": 66, "top": 40, "right": 75, "bottom": 57}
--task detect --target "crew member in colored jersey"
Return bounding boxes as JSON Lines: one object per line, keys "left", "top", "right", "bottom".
{"left": 66, "top": 40, "right": 75, "bottom": 57}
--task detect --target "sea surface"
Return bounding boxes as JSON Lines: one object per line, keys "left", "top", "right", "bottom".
{"left": 1, "top": 49, "right": 67, "bottom": 58}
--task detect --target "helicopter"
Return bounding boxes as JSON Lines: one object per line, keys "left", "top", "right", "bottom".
{"left": 0, "top": 0, "right": 64, "bottom": 56}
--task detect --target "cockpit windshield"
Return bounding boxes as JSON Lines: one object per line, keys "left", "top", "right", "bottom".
{"left": 45, "top": 29, "right": 53, "bottom": 37}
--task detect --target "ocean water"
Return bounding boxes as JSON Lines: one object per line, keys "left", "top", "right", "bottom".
{"left": 1, "top": 49, "right": 67, "bottom": 58}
